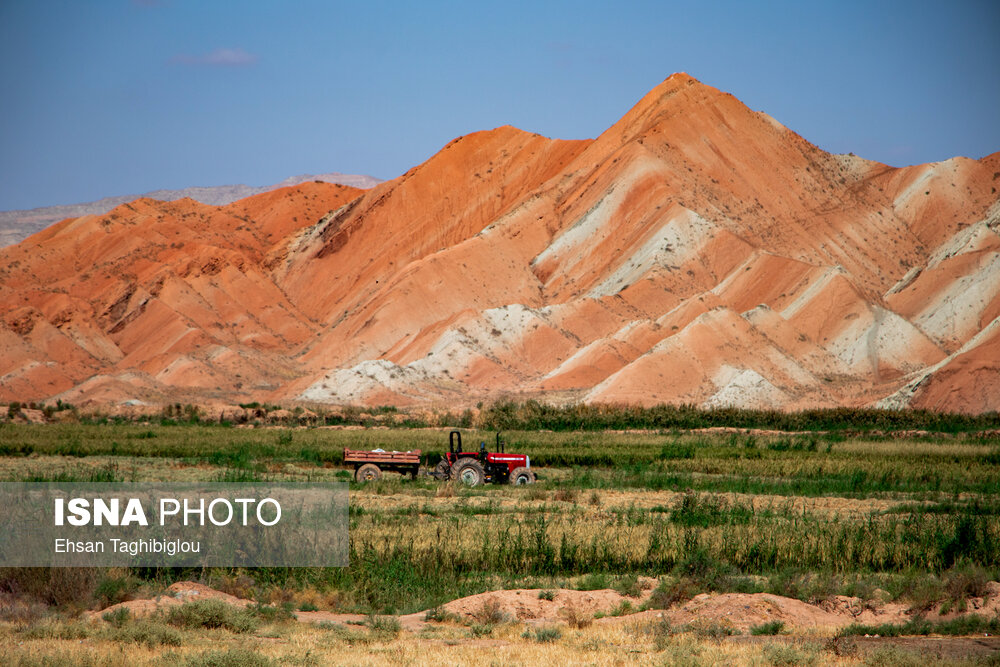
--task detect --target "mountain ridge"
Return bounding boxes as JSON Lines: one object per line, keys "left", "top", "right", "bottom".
{"left": 0, "top": 172, "right": 382, "bottom": 248}
{"left": 2, "top": 74, "right": 998, "bottom": 412}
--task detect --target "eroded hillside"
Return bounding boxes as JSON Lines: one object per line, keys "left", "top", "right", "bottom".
{"left": 2, "top": 74, "right": 998, "bottom": 412}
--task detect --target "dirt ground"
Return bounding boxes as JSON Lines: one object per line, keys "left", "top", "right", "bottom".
{"left": 90, "top": 579, "right": 1000, "bottom": 635}
{"left": 6, "top": 579, "right": 989, "bottom": 665}
{"left": 732, "top": 635, "right": 1000, "bottom": 661}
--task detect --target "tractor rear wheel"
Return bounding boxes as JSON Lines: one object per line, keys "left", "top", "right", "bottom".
{"left": 453, "top": 459, "right": 485, "bottom": 487}
{"left": 509, "top": 467, "right": 535, "bottom": 485}
{"left": 355, "top": 463, "right": 382, "bottom": 483}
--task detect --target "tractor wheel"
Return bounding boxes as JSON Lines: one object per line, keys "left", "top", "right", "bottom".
{"left": 452, "top": 459, "right": 485, "bottom": 487}
{"left": 509, "top": 467, "right": 535, "bottom": 485}
{"left": 355, "top": 463, "right": 382, "bottom": 483}
{"left": 433, "top": 459, "right": 451, "bottom": 479}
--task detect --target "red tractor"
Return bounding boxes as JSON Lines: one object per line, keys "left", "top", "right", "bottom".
{"left": 430, "top": 431, "right": 535, "bottom": 486}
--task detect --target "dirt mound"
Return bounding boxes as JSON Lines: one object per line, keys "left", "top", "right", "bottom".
{"left": 88, "top": 582, "right": 1000, "bottom": 637}
{"left": 87, "top": 581, "right": 252, "bottom": 620}
{"left": 654, "top": 593, "right": 846, "bottom": 632}
{"left": 164, "top": 581, "right": 253, "bottom": 606}
{"left": 438, "top": 587, "right": 647, "bottom": 624}
{"left": 603, "top": 587, "right": 1000, "bottom": 632}
{"left": 817, "top": 595, "right": 908, "bottom": 625}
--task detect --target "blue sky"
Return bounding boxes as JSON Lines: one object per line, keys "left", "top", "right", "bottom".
{"left": 1, "top": 0, "right": 997, "bottom": 211}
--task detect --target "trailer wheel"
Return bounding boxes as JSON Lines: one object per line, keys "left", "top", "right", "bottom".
{"left": 509, "top": 467, "right": 535, "bottom": 485}
{"left": 355, "top": 463, "right": 382, "bottom": 483}
{"left": 453, "top": 459, "right": 485, "bottom": 487}
{"left": 434, "top": 460, "right": 451, "bottom": 479}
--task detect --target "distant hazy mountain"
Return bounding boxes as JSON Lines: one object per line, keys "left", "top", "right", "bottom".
{"left": 0, "top": 172, "right": 381, "bottom": 247}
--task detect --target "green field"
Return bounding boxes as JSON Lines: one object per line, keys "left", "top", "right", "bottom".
{"left": 1, "top": 419, "right": 999, "bottom": 665}
{"left": 1, "top": 422, "right": 998, "bottom": 611}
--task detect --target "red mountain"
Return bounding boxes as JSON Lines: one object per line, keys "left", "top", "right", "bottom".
{"left": 2, "top": 74, "right": 998, "bottom": 412}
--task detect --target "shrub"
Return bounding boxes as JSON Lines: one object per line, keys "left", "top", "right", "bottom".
{"left": 608, "top": 600, "right": 635, "bottom": 617}
{"left": 687, "top": 619, "right": 738, "bottom": 639}
{"left": 424, "top": 606, "right": 458, "bottom": 622}
{"left": 636, "top": 615, "right": 675, "bottom": 650}
{"left": 211, "top": 573, "right": 256, "bottom": 600}
{"left": 0, "top": 442, "right": 33, "bottom": 456}
{"left": 523, "top": 625, "right": 562, "bottom": 642}
{"left": 644, "top": 576, "right": 704, "bottom": 610}
{"left": 750, "top": 620, "right": 785, "bottom": 635}
{"left": 0, "top": 591, "right": 46, "bottom": 624}
{"left": 166, "top": 599, "right": 259, "bottom": 633}
{"left": 537, "top": 589, "right": 556, "bottom": 601}
{"left": 247, "top": 602, "right": 294, "bottom": 623}
{"left": 671, "top": 493, "right": 752, "bottom": 528}
{"left": 766, "top": 570, "right": 840, "bottom": 604}
{"left": 943, "top": 560, "right": 990, "bottom": 601}
{"left": 106, "top": 619, "right": 184, "bottom": 648}
{"left": 763, "top": 644, "right": 813, "bottom": 666}
{"left": 674, "top": 543, "right": 731, "bottom": 585}
{"left": 905, "top": 576, "right": 945, "bottom": 612}
{"left": 470, "top": 597, "right": 509, "bottom": 626}
{"left": 468, "top": 622, "right": 494, "bottom": 638}
{"left": 575, "top": 573, "right": 609, "bottom": 591}
{"left": 839, "top": 615, "right": 1000, "bottom": 639}
{"left": 0, "top": 567, "right": 99, "bottom": 608}
{"left": 365, "top": 614, "right": 400, "bottom": 637}
{"left": 101, "top": 606, "right": 131, "bottom": 628}
{"left": 559, "top": 602, "right": 592, "bottom": 629}
{"left": 614, "top": 574, "right": 642, "bottom": 598}
{"left": 95, "top": 573, "right": 141, "bottom": 607}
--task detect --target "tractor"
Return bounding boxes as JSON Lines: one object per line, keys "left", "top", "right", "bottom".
{"left": 344, "top": 430, "right": 535, "bottom": 485}
{"left": 430, "top": 430, "right": 535, "bottom": 486}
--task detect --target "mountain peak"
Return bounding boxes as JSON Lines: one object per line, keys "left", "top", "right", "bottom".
{"left": 663, "top": 71, "right": 701, "bottom": 85}
{"left": 593, "top": 72, "right": 734, "bottom": 147}
{"left": 2, "top": 77, "right": 998, "bottom": 413}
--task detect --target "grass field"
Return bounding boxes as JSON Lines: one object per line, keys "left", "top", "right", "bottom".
{"left": 1, "top": 420, "right": 998, "bottom": 665}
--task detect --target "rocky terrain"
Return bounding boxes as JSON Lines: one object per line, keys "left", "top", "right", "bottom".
{"left": 1, "top": 73, "right": 998, "bottom": 412}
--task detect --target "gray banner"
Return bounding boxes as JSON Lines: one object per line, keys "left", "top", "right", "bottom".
{"left": 0, "top": 483, "right": 348, "bottom": 567}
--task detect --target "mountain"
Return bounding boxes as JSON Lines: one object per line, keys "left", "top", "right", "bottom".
{"left": 0, "top": 172, "right": 382, "bottom": 247}
{"left": 2, "top": 74, "right": 998, "bottom": 413}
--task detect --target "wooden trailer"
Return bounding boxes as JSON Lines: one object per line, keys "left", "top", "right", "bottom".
{"left": 344, "top": 448, "right": 421, "bottom": 482}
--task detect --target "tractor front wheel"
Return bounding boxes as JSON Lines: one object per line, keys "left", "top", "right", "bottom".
{"left": 452, "top": 459, "right": 485, "bottom": 487}
{"left": 509, "top": 467, "right": 535, "bottom": 485}
{"left": 355, "top": 463, "right": 382, "bottom": 483}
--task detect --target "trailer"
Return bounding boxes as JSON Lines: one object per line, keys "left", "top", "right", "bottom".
{"left": 343, "top": 448, "right": 421, "bottom": 482}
